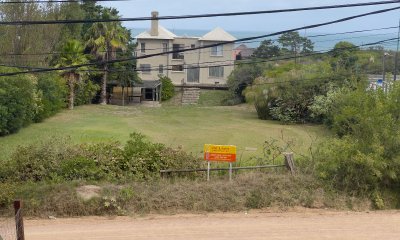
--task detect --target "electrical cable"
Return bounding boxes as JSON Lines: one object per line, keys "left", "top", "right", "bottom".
{"left": 1, "top": 7, "right": 399, "bottom": 75}
{"left": 0, "top": 0, "right": 126, "bottom": 3}
{"left": 1, "top": 26, "right": 398, "bottom": 57}
{"left": 1, "top": 37, "right": 396, "bottom": 75}
{"left": 0, "top": 0, "right": 399, "bottom": 25}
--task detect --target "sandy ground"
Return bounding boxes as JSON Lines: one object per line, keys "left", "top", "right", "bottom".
{"left": 24, "top": 209, "right": 400, "bottom": 240}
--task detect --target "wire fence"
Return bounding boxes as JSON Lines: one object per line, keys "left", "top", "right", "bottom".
{"left": 0, "top": 209, "right": 20, "bottom": 240}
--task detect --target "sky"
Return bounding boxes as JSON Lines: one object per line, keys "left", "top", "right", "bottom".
{"left": 100, "top": 0, "right": 400, "bottom": 33}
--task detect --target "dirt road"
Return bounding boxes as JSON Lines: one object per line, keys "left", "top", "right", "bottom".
{"left": 25, "top": 209, "right": 400, "bottom": 240}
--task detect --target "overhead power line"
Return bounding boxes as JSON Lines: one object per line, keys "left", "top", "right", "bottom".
{"left": 0, "top": 37, "right": 397, "bottom": 76}
{"left": 3, "top": 39, "right": 397, "bottom": 72}
{"left": 140, "top": 38, "right": 400, "bottom": 73}
{"left": 116, "top": 6, "right": 400, "bottom": 65}
{"left": 239, "top": 26, "right": 399, "bottom": 46}
{"left": 0, "top": 0, "right": 399, "bottom": 25}
{"left": 2, "top": 29, "right": 397, "bottom": 57}
{"left": 0, "top": 0, "right": 124, "bottom": 3}
{"left": 0, "top": 7, "right": 399, "bottom": 76}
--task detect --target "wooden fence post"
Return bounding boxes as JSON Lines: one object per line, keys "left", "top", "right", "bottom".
{"left": 14, "top": 200, "right": 25, "bottom": 240}
{"left": 283, "top": 152, "right": 296, "bottom": 175}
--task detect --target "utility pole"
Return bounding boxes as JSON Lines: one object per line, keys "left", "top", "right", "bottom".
{"left": 383, "top": 52, "right": 389, "bottom": 82}
{"left": 394, "top": 18, "right": 400, "bottom": 81}
{"left": 383, "top": 52, "right": 391, "bottom": 93}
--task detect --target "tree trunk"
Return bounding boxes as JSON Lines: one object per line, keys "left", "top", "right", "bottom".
{"left": 68, "top": 73, "right": 75, "bottom": 110}
{"left": 122, "top": 86, "right": 125, "bottom": 106}
{"left": 100, "top": 64, "right": 108, "bottom": 105}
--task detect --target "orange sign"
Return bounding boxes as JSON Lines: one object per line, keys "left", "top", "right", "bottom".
{"left": 204, "top": 144, "right": 237, "bottom": 162}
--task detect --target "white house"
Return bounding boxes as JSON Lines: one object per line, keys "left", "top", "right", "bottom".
{"left": 135, "top": 11, "right": 236, "bottom": 87}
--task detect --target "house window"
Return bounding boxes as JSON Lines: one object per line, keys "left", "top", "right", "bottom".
{"left": 209, "top": 66, "right": 224, "bottom": 78}
{"left": 172, "top": 65, "right": 184, "bottom": 72}
{"left": 191, "top": 44, "right": 196, "bottom": 49}
{"left": 141, "top": 43, "right": 146, "bottom": 53}
{"left": 140, "top": 64, "right": 151, "bottom": 74}
{"left": 211, "top": 45, "right": 223, "bottom": 56}
{"left": 162, "top": 43, "right": 168, "bottom": 53}
{"left": 172, "top": 44, "right": 184, "bottom": 59}
{"left": 159, "top": 64, "right": 164, "bottom": 74}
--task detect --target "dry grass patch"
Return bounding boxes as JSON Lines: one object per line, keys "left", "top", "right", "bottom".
{"left": 1, "top": 173, "right": 372, "bottom": 217}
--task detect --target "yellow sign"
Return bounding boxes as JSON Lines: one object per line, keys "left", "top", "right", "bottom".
{"left": 204, "top": 144, "right": 237, "bottom": 162}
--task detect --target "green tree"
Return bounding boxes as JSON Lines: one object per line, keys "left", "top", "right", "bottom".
{"left": 253, "top": 40, "right": 280, "bottom": 58}
{"left": 278, "top": 31, "right": 314, "bottom": 59}
{"left": 86, "top": 8, "right": 129, "bottom": 105}
{"left": 55, "top": 40, "right": 89, "bottom": 110}
{"left": 108, "top": 41, "right": 139, "bottom": 106}
{"left": 227, "top": 62, "right": 265, "bottom": 102}
{"left": 80, "top": 0, "right": 103, "bottom": 34}
{"left": 0, "top": 1, "right": 64, "bottom": 66}
{"left": 330, "top": 41, "right": 359, "bottom": 72}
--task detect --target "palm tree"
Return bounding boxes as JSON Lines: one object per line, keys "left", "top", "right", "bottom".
{"left": 55, "top": 40, "right": 89, "bottom": 110}
{"left": 86, "top": 10, "right": 128, "bottom": 105}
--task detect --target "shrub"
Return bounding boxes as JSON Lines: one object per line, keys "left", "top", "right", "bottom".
{"left": 59, "top": 157, "right": 102, "bottom": 181}
{"left": 0, "top": 183, "right": 15, "bottom": 208}
{"left": 227, "top": 62, "right": 265, "bottom": 102}
{"left": 314, "top": 83, "right": 400, "bottom": 202}
{"left": 160, "top": 75, "right": 175, "bottom": 101}
{"left": 8, "top": 137, "right": 78, "bottom": 181}
{"left": 243, "top": 62, "right": 336, "bottom": 123}
{"left": 123, "top": 132, "right": 202, "bottom": 180}
{"left": 75, "top": 77, "right": 100, "bottom": 106}
{"left": 34, "top": 73, "right": 67, "bottom": 122}
{"left": 0, "top": 68, "right": 40, "bottom": 135}
{"left": 80, "top": 142, "right": 125, "bottom": 180}
{"left": 3, "top": 132, "right": 203, "bottom": 183}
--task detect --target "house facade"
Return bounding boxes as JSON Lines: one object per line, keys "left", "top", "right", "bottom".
{"left": 135, "top": 11, "right": 236, "bottom": 86}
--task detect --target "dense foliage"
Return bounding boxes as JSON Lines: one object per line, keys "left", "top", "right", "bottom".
{"left": 0, "top": 68, "right": 68, "bottom": 135}
{"left": 0, "top": 68, "right": 39, "bottom": 135}
{"left": 0, "top": 132, "right": 202, "bottom": 183}
{"left": 227, "top": 62, "right": 265, "bottom": 103}
{"left": 34, "top": 73, "right": 68, "bottom": 122}
{"left": 241, "top": 41, "right": 370, "bottom": 123}
{"left": 0, "top": 2, "right": 136, "bottom": 135}
{"left": 160, "top": 75, "right": 175, "bottom": 101}
{"left": 313, "top": 84, "right": 400, "bottom": 207}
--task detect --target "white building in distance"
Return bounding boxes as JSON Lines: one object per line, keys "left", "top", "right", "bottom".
{"left": 135, "top": 11, "right": 236, "bottom": 87}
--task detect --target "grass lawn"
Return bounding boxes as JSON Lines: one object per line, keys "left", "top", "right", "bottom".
{"left": 0, "top": 104, "right": 327, "bottom": 162}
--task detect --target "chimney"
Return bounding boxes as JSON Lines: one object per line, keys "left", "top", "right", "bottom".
{"left": 150, "top": 11, "right": 159, "bottom": 36}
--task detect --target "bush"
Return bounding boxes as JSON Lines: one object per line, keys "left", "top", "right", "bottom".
{"left": 0, "top": 67, "right": 40, "bottom": 135}
{"left": 243, "top": 62, "right": 336, "bottom": 123}
{"left": 9, "top": 137, "right": 78, "bottom": 181}
{"left": 75, "top": 77, "right": 100, "bottom": 106}
{"left": 59, "top": 157, "right": 102, "bottom": 181}
{"left": 123, "top": 132, "right": 202, "bottom": 180}
{"left": 314, "top": 83, "right": 400, "bottom": 203}
{"left": 2, "top": 132, "right": 203, "bottom": 183}
{"left": 0, "top": 69, "right": 68, "bottom": 135}
{"left": 227, "top": 62, "right": 265, "bottom": 102}
{"left": 160, "top": 75, "right": 175, "bottom": 101}
{"left": 34, "top": 73, "right": 67, "bottom": 122}
{"left": 0, "top": 183, "right": 15, "bottom": 208}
